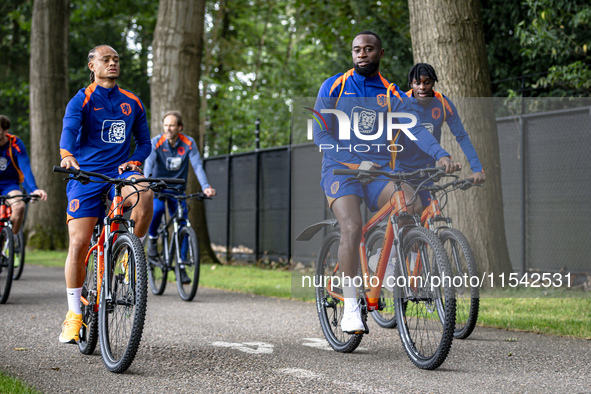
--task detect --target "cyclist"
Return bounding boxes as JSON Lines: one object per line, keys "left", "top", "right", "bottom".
{"left": 398, "top": 63, "right": 486, "bottom": 212}
{"left": 0, "top": 115, "right": 47, "bottom": 234}
{"left": 313, "top": 31, "right": 459, "bottom": 333}
{"left": 59, "top": 45, "right": 152, "bottom": 344}
{"left": 144, "top": 110, "right": 216, "bottom": 284}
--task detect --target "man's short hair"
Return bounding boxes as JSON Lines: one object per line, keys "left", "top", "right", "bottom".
{"left": 163, "top": 110, "right": 183, "bottom": 127}
{"left": 354, "top": 30, "right": 382, "bottom": 47}
{"left": 0, "top": 115, "right": 10, "bottom": 131}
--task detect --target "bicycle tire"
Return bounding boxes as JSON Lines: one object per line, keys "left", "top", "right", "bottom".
{"left": 99, "top": 232, "right": 148, "bottom": 373}
{"left": 79, "top": 233, "right": 99, "bottom": 355}
{"left": 315, "top": 231, "right": 363, "bottom": 353}
{"left": 12, "top": 231, "right": 25, "bottom": 280}
{"left": 175, "top": 226, "right": 199, "bottom": 301}
{"left": 440, "top": 228, "right": 479, "bottom": 339}
{"left": 366, "top": 229, "right": 397, "bottom": 329}
{"left": 145, "top": 235, "right": 168, "bottom": 295}
{"left": 0, "top": 227, "right": 14, "bottom": 304}
{"left": 394, "top": 226, "right": 456, "bottom": 370}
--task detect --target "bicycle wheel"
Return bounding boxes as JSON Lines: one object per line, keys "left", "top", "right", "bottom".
{"left": 0, "top": 227, "right": 14, "bottom": 304}
{"left": 99, "top": 232, "right": 148, "bottom": 373}
{"left": 394, "top": 226, "right": 456, "bottom": 370}
{"left": 440, "top": 228, "right": 479, "bottom": 339}
{"left": 175, "top": 226, "right": 199, "bottom": 301}
{"left": 366, "top": 229, "right": 397, "bottom": 329}
{"left": 12, "top": 231, "right": 25, "bottom": 280}
{"left": 145, "top": 234, "right": 168, "bottom": 295}
{"left": 79, "top": 233, "right": 99, "bottom": 355}
{"left": 315, "top": 231, "right": 363, "bottom": 352}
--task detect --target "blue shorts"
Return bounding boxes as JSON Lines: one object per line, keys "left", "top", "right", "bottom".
{"left": 0, "top": 183, "right": 21, "bottom": 196}
{"left": 66, "top": 169, "right": 141, "bottom": 222}
{"left": 321, "top": 162, "right": 391, "bottom": 212}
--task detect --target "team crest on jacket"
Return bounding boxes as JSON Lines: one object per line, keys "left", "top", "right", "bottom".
{"left": 350, "top": 107, "right": 377, "bottom": 134}
{"left": 121, "top": 103, "right": 132, "bottom": 116}
{"left": 102, "top": 120, "right": 127, "bottom": 144}
{"left": 0, "top": 157, "right": 7, "bottom": 171}
{"left": 377, "top": 94, "right": 388, "bottom": 107}
{"left": 432, "top": 107, "right": 441, "bottom": 120}
{"left": 331, "top": 181, "right": 339, "bottom": 194}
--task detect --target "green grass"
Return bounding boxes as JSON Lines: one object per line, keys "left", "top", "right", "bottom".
{"left": 20, "top": 249, "right": 591, "bottom": 338}
{"left": 0, "top": 372, "right": 40, "bottom": 394}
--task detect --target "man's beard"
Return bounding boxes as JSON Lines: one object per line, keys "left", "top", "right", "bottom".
{"left": 354, "top": 60, "right": 379, "bottom": 77}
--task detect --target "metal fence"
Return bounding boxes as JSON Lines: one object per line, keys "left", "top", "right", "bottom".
{"left": 204, "top": 105, "right": 591, "bottom": 274}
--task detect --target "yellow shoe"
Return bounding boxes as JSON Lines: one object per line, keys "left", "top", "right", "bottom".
{"left": 121, "top": 251, "right": 129, "bottom": 284}
{"left": 59, "top": 310, "right": 82, "bottom": 344}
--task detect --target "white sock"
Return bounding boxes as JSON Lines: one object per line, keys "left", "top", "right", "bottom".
{"left": 342, "top": 277, "right": 359, "bottom": 311}
{"left": 66, "top": 287, "right": 83, "bottom": 315}
{"left": 139, "top": 235, "right": 146, "bottom": 242}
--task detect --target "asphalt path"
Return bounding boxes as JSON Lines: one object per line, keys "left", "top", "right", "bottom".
{"left": 1, "top": 265, "right": 589, "bottom": 393}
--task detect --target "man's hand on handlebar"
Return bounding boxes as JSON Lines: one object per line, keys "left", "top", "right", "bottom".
{"left": 437, "top": 156, "right": 461, "bottom": 174}
{"left": 118, "top": 161, "right": 142, "bottom": 175}
{"left": 61, "top": 156, "right": 80, "bottom": 170}
{"left": 203, "top": 187, "right": 216, "bottom": 197}
{"left": 471, "top": 171, "right": 486, "bottom": 184}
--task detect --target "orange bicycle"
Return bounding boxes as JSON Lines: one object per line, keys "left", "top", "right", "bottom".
{"left": 0, "top": 193, "right": 38, "bottom": 304}
{"left": 298, "top": 167, "right": 456, "bottom": 370}
{"left": 54, "top": 166, "right": 184, "bottom": 373}
{"left": 371, "top": 175, "right": 482, "bottom": 339}
{"left": 422, "top": 176, "right": 481, "bottom": 339}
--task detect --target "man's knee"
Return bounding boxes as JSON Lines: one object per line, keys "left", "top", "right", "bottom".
{"left": 10, "top": 200, "right": 25, "bottom": 216}
{"left": 339, "top": 217, "right": 362, "bottom": 244}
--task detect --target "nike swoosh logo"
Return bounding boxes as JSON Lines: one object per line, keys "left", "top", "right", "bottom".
{"left": 163, "top": 149, "right": 169, "bottom": 152}
{"left": 94, "top": 107, "right": 104, "bottom": 111}
{"left": 344, "top": 91, "right": 356, "bottom": 95}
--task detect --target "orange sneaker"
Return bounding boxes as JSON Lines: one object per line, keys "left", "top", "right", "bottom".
{"left": 59, "top": 310, "right": 82, "bottom": 344}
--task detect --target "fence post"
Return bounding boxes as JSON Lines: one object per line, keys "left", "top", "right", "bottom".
{"left": 255, "top": 118, "right": 261, "bottom": 262}
{"left": 520, "top": 76, "right": 527, "bottom": 276}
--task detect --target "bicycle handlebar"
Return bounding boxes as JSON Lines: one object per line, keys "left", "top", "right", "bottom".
{"left": 155, "top": 191, "right": 212, "bottom": 201}
{"left": 333, "top": 166, "right": 447, "bottom": 182}
{"left": 53, "top": 166, "right": 185, "bottom": 187}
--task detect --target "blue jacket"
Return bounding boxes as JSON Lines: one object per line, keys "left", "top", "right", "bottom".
{"left": 313, "top": 69, "right": 450, "bottom": 171}
{"left": 0, "top": 134, "right": 38, "bottom": 192}
{"left": 397, "top": 90, "right": 483, "bottom": 173}
{"left": 60, "top": 82, "right": 151, "bottom": 173}
{"left": 144, "top": 133, "right": 210, "bottom": 192}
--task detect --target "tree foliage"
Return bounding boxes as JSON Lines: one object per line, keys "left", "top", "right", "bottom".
{"left": 482, "top": 0, "right": 591, "bottom": 96}
{"left": 201, "top": 0, "right": 414, "bottom": 156}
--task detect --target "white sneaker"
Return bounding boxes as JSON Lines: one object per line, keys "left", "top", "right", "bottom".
{"left": 383, "top": 257, "right": 396, "bottom": 292}
{"left": 341, "top": 305, "right": 364, "bottom": 333}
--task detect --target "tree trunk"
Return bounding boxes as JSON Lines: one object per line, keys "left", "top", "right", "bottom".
{"left": 408, "top": 0, "right": 512, "bottom": 277}
{"left": 27, "top": 0, "right": 69, "bottom": 249}
{"left": 151, "top": 0, "right": 219, "bottom": 263}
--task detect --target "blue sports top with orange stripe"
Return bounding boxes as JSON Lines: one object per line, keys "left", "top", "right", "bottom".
{"left": 144, "top": 133, "right": 210, "bottom": 192}
{"left": 60, "top": 82, "right": 151, "bottom": 173}
{"left": 397, "top": 90, "right": 483, "bottom": 173}
{"left": 313, "top": 69, "right": 450, "bottom": 170}
{"left": 0, "top": 134, "right": 39, "bottom": 192}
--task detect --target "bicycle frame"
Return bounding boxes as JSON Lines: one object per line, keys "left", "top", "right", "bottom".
{"left": 155, "top": 197, "right": 193, "bottom": 271}
{"left": 81, "top": 187, "right": 134, "bottom": 309}
{"left": 421, "top": 192, "right": 452, "bottom": 233}
{"left": 324, "top": 181, "right": 417, "bottom": 311}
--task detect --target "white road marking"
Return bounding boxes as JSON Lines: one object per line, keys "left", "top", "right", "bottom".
{"left": 212, "top": 341, "right": 274, "bottom": 354}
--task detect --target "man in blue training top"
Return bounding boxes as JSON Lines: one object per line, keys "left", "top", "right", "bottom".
{"left": 0, "top": 115, "right": 47, "bottom": 234}
{"left": 398, "top": 63, "right": 486, "bottom": 209}
{"left": 59, "top": 45, "right": 152, "bottom": 344}
{"left": 144, "top": 110, "right": 216, "bottom": 283}
{"left": 313, "top": 31, "right": 459, "bottom": 334}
